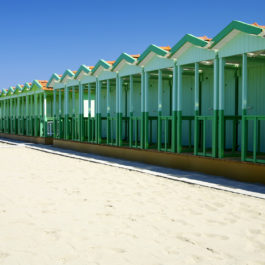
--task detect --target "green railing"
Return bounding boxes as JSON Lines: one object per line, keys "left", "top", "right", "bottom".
{"left": 158, "top": 116, "right": 173, "bottom": 152}
{"left": 224, "top": 115, "right": 241, "bottom": 157}
{"left": 130, "top": 116, "right": 142, "bottom": 148}
{"left": 0, "top": 118, "right": 3, "bottom": 132}
{"left": 182, "top": 116, "right": 194, "bottom": 152}
{"left": 195, "top": 115, "right": 215, "bottom": 157}
{"left": 46, "top": 118, "right": 54, "bottom": 137}
{"left": 54, "top": 117, "right": 64, "bottom": 139}
{"left": 243, "top": 115, "right": 265, "bottom": 164}
{"left": 107, "top": 116, "right": 117, "bottom": 145}
{"left": 148, "top": 116, "right": 158, "bottom": 148}
{"left": 120, "top": 116, "right": 129, "bottom": 145}
{"left": 87, "top": 117, "right": 96, "bottom": 143}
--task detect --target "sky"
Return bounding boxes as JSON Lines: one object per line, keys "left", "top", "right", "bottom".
{"left": 0, "top": 0, "right": 265, "bottom": 89}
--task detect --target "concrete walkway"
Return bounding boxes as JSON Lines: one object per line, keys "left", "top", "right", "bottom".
{"left": 1, "top": 137, "right": 265, "bottom": 200}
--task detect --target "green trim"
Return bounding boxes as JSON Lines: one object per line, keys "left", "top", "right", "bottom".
{"left": 61, "top": 69, "right": 75, "bottom": 82}
{"left": 22, "top": 83, "right": 31, "bottom": 92}
{"left": 47, "top": 73, "right": 61, "bottom": 88}
{"left": 170, "top": 34, "right": 208, "bottom": 57}
{"left": 137, "top": 44, "right": 168, "bottom": 64}
{"left": 91, "top": 59, "right": 111, "bottom": 75}
{"left": 30, "top": 80, "right": 43, "bottom": 91}
{"left": 14, "top": 85, "right": 23, "bottom": 94}
{"left": 7, "top": 87, "right": 14, "bottom": 96}
{"left": 112, "top": 53, "right": 136, "bottom": 70}
{"left": 211, "top": 20, "right": 263, "bottom": 48}
{"left": 75, "top": 64, "right": 91, "bottom": 79}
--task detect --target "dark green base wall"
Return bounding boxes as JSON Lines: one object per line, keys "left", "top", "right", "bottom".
{"left": 0, "top": 133, "right": 53, "bottom": 145}
{"left": 53, "top": 139, "right": 265, "bottom": 185}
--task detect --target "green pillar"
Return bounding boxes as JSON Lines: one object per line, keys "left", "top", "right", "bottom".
{"left": 59, "top": 88, "right": 62, "bottom": 139}
{"left": 129, "top": 75, "right": 133, "bottom": 148}
{"left": 64, "top": 86, "right": 69, "bottom": 140}
{"left": 144, "top": 71, "right": 149, "bottom": 149}
{"left": 194, "top": 62, "right": 200, "bottom": 155}
{"left": 87, "top": 84, "right": 91, "bottom": 142}
{"left": 17, "top": 96, "right": 20, "bottom": 134}
{"left": 172, "top": 62, "right": 177, "bottom": 153}
{"left": 95, "top": 79, "right": 101, "bottom": 144}
{"left": 118, "top": 76, "right": 123, "bottom": 146}
{"left": 218, "top": 57, "right": 225, "bottom": 158}
{"left": 10, "top": 98, "right": 13, "bottom": 134}
{"left": 107, "top": 79, "right": 110, "bottom": 144}
{"left": 43, "top": 93, "right": 47, "bottom": 137}
{"left": 177, "top": 65, "right": 182, "bottom": 153}
{"left": 31, "top": 95, "right": 34, "bottom": 136}
{"left": 241, "top": 53, "right": 248, "bottom": 161}
{"left": 140, "top": 68, "right": 145, "bottom": 149}
{"left": 115, "top": 75, "right": 119, "bottom": 146}
{"left": 79, "top": 83, "right": 84, "bottom": 142}
{"left": 34, "top": 93, "right": 37, "bottom": 137}
{"left": 53, "top": 89, "right": 57, "bottom": 138}
{"left": 158, "top": 69, "right": 162, "bottom": 151}
{"left": 72, "top": 86, "right": 75, "bottom": 140}
{"left": 26, "top": 95, "right": 29, "bottom": 135}
{"left": 39, "top": 94, "right": 42, "bottom": 137}
{"left": 213, "top": 57, "right": 219, "bottom": 158}
{"left": 23, "top": 96, "right": 26, "bottom": 135}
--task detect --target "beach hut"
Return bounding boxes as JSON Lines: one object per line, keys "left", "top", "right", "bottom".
{"left": 13, "top": 84, "right": 23, "bottom": 135}
{"left": 169, "top": 34, "right": 217, "bottom": 157}
{"left": 50, "top": 73, "right": 65, "bottom": 139}
{"left": 211, "top": 21, "right": 265, "bottom": 163}
{"left": 89, "top": 60, "right": 115, "bottom": 144}
{"left": 21, "top": 83, "right": 31, "bottom": 136}
{"left": 79, "top": 67, "right": 97, "bottom": 143}
{"left": 0, "top": 90, "right": 7, "bottom": 133}
{"left": 137, "top": 45, "right": 173, "bottom": 151}
{"left": 74, "top": 65, "right": 93, "bottom": 142}
{"left": 6, "top": 87, "right": 14, "bottom": 134}
{"left": 29, "top": 80, "right": 53, "bottom": 137}
{"left": 112, "top": 53, "right": 143, "bottom": 148}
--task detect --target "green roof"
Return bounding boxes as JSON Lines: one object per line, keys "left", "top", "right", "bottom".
{"left": 112, "top": 53, "right": 136, "bottom": 70}
{"left": 211, "top": 20, "right": 263, "bottom": 48}
{"left": 137, "top": 44, "right": 169, "bottom": 64}
{"left": 170, "top": 34, "right": 208, "bottom": 57}
{"left": 75, "top": 65, "right": 91, "bottom": 79}
{"left": 91, "top": 59, "right": 111, "bottom": 75}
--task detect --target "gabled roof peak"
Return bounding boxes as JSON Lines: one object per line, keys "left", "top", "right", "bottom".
{"left": 252, "top": 22, "right": 265, "bottom": 29}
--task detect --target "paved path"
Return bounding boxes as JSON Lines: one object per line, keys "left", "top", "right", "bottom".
{"left": 1, "top": 138, "right": 265, "bottom": 200}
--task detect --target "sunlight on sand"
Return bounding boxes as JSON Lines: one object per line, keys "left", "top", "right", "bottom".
{"left": 0, "top": 146, "right": 264, "bottom": 265}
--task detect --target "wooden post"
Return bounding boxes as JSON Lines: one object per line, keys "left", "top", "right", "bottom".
{"left": 177, "top": 65, "right": 182, "bottom": 153}
{"left": 241, "top": 53, "right": 248, "bottom": 161}
{"left": 158, "top": 69, "right": 162, "bottom": 151}
{"left": 144, "top": 71, "right": 149, "bottom": 149}
{"left": 218, "top": 57, "right": 225, "bottom": 158}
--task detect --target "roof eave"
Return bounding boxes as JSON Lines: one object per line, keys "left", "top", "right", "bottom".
{"left": 211, "top": 20, "right": 263, "bottom": 48}
{"left": 170, "top": 34, "right": 208, "bottom": 57}
{"left": 137, "top": 44, "right": 169, "bottom": 65}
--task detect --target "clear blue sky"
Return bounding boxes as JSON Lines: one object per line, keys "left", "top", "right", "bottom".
{"left": 0, "top": 0, "right": 265, "bottom": 89}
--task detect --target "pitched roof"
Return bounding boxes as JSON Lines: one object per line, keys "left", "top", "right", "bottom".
{"left": 211, "top": 20, "right": 263, "bottom": 48}
{"left": 137, "top": 45, "right": 170, "bottom": 64}
{"left": 252, "top": 22, "right": 265, "bottom": 29}
{"left": 160, "top": 46, "right": 171, "bottom": 51}
{"left": 198, "top": 36, "right": 212, "bottom": 41}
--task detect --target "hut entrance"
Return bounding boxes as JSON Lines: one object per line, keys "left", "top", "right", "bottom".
{"left": 194, "top": 61, "right": 217, "bottom": 157}
{"left": 103, "top": 78, "right": 118, "bottom": 146}
{"left": 120, "top": 74, "right": 142, "bottom": 148}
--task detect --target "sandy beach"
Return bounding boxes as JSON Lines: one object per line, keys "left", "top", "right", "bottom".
{"left": 0, "top": 142, "right": 264, "bottom": 265}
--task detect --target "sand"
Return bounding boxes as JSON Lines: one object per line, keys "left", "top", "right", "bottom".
{"left": 0, "top": 143, "right": 264, "bottom": 265}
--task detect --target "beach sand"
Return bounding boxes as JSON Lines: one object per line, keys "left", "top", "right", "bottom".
{"left": 0, "top": 143, "right": 264, "bottom": 265}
